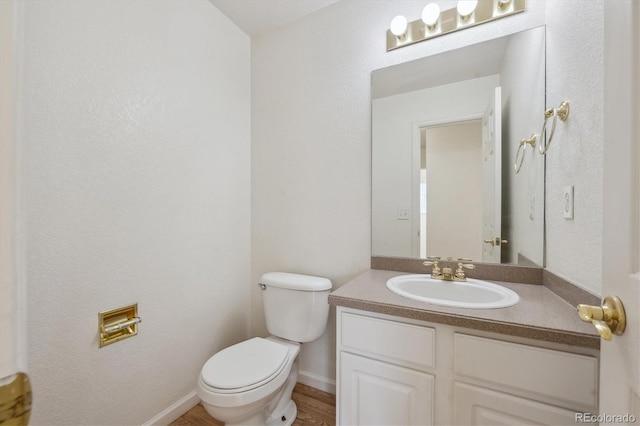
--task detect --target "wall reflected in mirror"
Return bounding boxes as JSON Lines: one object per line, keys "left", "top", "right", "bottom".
{"left": 372, "top": 26, "right": 545, "bottom": 266}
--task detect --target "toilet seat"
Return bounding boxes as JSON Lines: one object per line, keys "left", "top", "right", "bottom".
{"left": 196, "top": 336, "right": 300, "bottom": 409}
{"left": 201, "top": 337, "right": 289, "bottom": 394}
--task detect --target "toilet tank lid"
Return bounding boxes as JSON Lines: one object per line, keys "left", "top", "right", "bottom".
{"left": 260, "top": 272, "right": 332, "bottom": 291}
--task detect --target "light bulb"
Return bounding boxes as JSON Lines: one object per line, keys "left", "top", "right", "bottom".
{"left": 457, "top": 0, "right": 478, "bottom": 19}
{"left": 497, "top": 0, "right": 512, "bottom": 9}
{"left": 390, "top": 15, "right": 408, "bottom": 37}
{"left": 421, "top": 3, "right": 441, "bottom": 28}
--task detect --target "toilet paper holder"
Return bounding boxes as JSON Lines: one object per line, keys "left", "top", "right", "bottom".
{"left": 99, "top": 303, "right": 141, "bottom": 348}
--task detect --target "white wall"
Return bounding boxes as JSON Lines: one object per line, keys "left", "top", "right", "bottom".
{"left": 0, "top": 0, "right": 23, "bottom": 379}
{"left": 251, "top": 0, "right": 546, "bottom": 389}
{"left": 17, "top": 1, "right": 251, "bottom": 424}
{"left": 500, "top": 27, "right": 545, "bottom": 265}
{"left": 544, "top": 0, "right": 604, "bottom": 294}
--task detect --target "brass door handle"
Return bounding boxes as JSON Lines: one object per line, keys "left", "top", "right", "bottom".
{"left": 576, "top": 296, "right": 626, "bottom": 341}
{"left": 483, "top": 237, "right": 508, "bottom": 246}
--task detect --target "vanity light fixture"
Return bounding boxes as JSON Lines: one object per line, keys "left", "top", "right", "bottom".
{"left": 387, "top": 0, "right": 526, "bottom": 51}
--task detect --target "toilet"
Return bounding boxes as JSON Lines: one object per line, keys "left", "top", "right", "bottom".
{"left": 196, "top": 272, "right": 332, "bottom": 426}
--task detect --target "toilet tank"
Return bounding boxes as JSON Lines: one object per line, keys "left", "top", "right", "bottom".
{"left": 260, "top": 272, "right": 332, "bottom": 342}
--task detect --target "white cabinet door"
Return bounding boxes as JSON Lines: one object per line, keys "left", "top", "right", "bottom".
{"left": 340, "top": 352, "right": 434, "bottom": 426}
{"left": 454, "top": 382, "right": 579, "bottom": 426}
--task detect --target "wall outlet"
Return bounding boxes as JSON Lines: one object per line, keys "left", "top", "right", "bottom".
{"left": 530, "top": 196, "right": 535, "bottom": 220}
{"left": 563, "top": 186, "right": 574, "bottom": 219}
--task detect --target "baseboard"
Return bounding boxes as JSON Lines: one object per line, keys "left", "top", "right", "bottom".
{"left": 298, "top": 369, "right": 336, "bottom": 395}
{"left": 142, "top": 390, "right": 200, "bottom": 426}
{"left": 142, "top": 374, "right": 333, "bottom": 425}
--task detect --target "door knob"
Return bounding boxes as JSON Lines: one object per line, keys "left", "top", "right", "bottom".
{"left": 483, "top": 237, "right": 508, "bottom": 246}
{"left": 576, "top": 296, "right": 626, "bottom": 341}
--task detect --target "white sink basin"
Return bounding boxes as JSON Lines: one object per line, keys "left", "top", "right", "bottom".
{"left": 386, "top": 274, "right": 520, "bottom": 309}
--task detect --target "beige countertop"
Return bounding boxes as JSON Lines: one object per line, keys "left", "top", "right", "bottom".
{"left": 329, "top": 269, "right": 600, "bottom": 349}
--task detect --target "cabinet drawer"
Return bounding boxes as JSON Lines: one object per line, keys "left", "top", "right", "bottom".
{"left": 454, "top": 334, "right": 598, "bottom": 409}
{"left": 341, "top": 312, "right": 435, "bottom": 370}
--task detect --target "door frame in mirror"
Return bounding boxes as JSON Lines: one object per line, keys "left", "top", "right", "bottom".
{"left": 411, "top": 113, "right": 483, "bottom": 258}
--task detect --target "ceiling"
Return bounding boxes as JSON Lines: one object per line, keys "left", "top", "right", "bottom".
{"left": 209, "top": 0, "right": 340, "bottom": 36}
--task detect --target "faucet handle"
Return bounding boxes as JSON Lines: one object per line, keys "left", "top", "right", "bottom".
{"left": 423, "top": 258, "right": 442, "bottom": 278}
{"left": 455, "top": 262, "right": 475, "bottom": 281}
{"left": 423, "top": 259, "right": 440, "bottom": 268}
{"left": 423, "top": 257, "right": 441, "bottom": 269}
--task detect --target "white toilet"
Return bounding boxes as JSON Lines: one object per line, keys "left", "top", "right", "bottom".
{"left": 196, "top": 272, "right": 332, "bottom": 426}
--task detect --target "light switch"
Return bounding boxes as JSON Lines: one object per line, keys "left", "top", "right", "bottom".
{"left": 563, "top": 186, "right": 574, "bottom": 219}
{"left": 397, "top": 209, "right": 409, "bottom": 220}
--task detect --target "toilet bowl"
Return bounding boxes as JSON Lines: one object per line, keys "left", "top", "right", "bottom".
{"left": 196, "top": 272, "right": 332, "bottom": 426}
{"left": 197, "top": 336, "right": 300, "bottom": 426}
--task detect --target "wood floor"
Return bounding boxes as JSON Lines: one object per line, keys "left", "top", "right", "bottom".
{"left": 170, "top": 383, "right": 335, "bottom": 426}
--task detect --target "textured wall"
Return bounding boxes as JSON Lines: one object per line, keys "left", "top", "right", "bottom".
{"left": 0, "top": 0, "right": 18, "bottom": 379}
{"left": 544, "top": 0, "right": 604, "bottom": 295}
{"left": 500, "top": 27, "right": 546, "bottom": 265}
{"left": 19, "top": 1, "right": 251, "bottom": 424}
{"left": 251, "top": 0, "right": 546, "bottom": 389}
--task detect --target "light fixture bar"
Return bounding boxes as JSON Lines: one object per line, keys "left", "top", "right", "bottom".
{"left": 387, "top": 0, "right": 526, "bottom": 51}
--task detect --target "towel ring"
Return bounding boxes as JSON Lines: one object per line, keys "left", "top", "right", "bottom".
{"left": 538, "top": 108, "right": 557, "bottom": 155}
{"left": 514, "top": 134, "right": 537, "bottom": 174}
{"left": 539, "top": 101, "right": 570, "bottom": 155}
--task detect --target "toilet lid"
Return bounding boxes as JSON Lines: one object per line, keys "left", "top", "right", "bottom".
{"left": 201, "top": 337, "right": 288, "bottom": 390}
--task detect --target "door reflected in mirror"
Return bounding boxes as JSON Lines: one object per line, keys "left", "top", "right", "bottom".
{"left": 419, "top": 120, "right": 484, "bottom": 260}
{"left": 372, "top": 26, "right": 545, "bottom": 266}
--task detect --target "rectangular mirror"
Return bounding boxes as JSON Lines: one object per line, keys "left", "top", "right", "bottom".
{"left": 372, "top": 26, "right": 545, "bottom": 266}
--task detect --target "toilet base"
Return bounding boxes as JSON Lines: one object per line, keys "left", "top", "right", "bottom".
{"left": 208, "top": 360, "right": 300, "bottom": 426}
{"left": 266, "top": 400, "right": 297, "bottom": 426}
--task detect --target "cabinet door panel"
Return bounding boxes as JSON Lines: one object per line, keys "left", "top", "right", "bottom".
{"left": 340, "top": 352, "right": 434, "bottom": 425}
{"left": 454, "top": 382, "right": 580, "bottom": 426}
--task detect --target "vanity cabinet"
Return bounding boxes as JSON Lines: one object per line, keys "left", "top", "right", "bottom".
{"left": 340, "top": 353, "right": 434, "bottom": 425}
{"left": 452, "top": 333, "right": 598, "bottom": 425}
{"left": 338, "top": 312, "right": 435, "bottom": 425}
{"left": 336, "top": 307, "right": 599, "bottom": 426}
